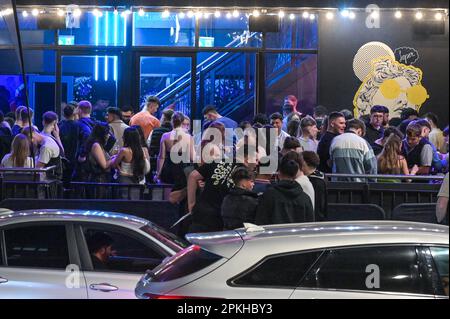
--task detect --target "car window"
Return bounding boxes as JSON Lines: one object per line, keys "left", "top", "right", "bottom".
{"left": 4, "top": 225, "right": 70, "bottom": 269}
{"left": 231, "top": 251, "right": 323, "bottom": 288}
{"left": 302, "top": 246, "right": 433, "bottom": 295}
{"left": 83, "top": 227, "right": 166, "bottom": 273}
{"left": 430, "top": 247, "right": 449, "bottom": 296}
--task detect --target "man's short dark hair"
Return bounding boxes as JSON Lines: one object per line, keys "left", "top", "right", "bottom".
{"left": 42, "top": 111, "right": 58, "bottom": 125}
{"left": 328, "top": 112, "right": 345, "bottom": 122}
{"left": 106, "top": 107, "right": 122, "bottom": 119}
{"left": 314, "top": 105, "right": 328, "bottom": 118}
{"left": 87, "top": 232, "right": 114, "bottom": 254}
{"left": 302, "top": 151, "right": 320, "bottom": 169}
{"left": 400, "top": 107, "right": 419, "bottom": 121}
{"left": 279, "top": 153, "right": 300, "bottom": 178}
{"left": 202, "top": 105, "right": 218, "bottom": 115}
{"left": 161, "top": 109, "right": 174, "bottom": 123}
{"left": 20, "top": 108, "right": 33, "bottom": 122}
{"left": 340, "top": 109, "right": 354, "bottom": 121}
{"left": 63, "top": 103, "right": 75, "bottom": 119}
{"left": 383, "top": 126, "right": 404, "bottom": 140}
{"left": 232, "top": 167, "right": 253, "bottom": 185}
{"left": 270, "top": 112, "right": 283, "bottom": 121}
{"left": 252, "top": 113, "right": 269, "bottom": 126}
{"left": 424, "top": 112, "right": 438, "bottom": 127}
{"left": 370, "top": 105, "right": 386, "bottom": 114}
{"left": 414, "top": 119, "right": 432, "bottom": 131}
{"left": 346, "top": 118, "right": 366, "bottom": 136}
{"left": 300, "top": 116, "right": 317, "bottom": 129}
{"left": 406, "top": 122, "right": 422, "bottom": 137}
{"left": 145, "top": 96, "right": 161, "bottom": 106}
{"left": 282, "top": 136, "right": 301, "bottom": 150}
{"left": 388, "top": 117, "right": 402, "bottom": 127}
{"left": 120, "top": 105, "right": 133, "bottom": 113}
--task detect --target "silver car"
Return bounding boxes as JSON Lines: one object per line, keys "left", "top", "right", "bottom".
{"left": 0, "top": 209, "right": 189, "bottom": 299}
{"left": 136, "top": 221, "right": 449, "bottom": 299}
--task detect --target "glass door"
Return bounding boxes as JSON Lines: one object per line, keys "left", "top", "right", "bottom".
{"left": 59, "top": 52, "right": 120, "bottom": 121}
{"left": 136, "top": 53, "right": 195, "bottom": 118}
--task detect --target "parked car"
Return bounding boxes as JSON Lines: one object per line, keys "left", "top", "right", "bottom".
{"left": 136, "top": 221, "right": 449, "bottom": 299}
{"left": 0, "top": 209, "right": 189, "bottom": 299}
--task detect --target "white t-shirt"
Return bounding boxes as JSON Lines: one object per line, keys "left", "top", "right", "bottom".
{"left": 1, "top": 153, "right": 33, "bottom": 168}
{"left": 295, "top": 174, "right": 315, "bottom": 210}
{"left": 298, "top": 136, "right": 318, "bottom": 152}
{"left": 37, "top": 135, "right": 60, "bottom": 165}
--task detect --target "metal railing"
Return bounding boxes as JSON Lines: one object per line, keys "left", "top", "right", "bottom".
{"left": 325, "top": 173, "right": 445, "bottom": 182}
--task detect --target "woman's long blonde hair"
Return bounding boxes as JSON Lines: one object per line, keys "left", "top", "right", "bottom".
{"left": 10, "top": 134, "right": 30, "bottom": 167}
{"left": 377, "top": 134, "right": 403, "bottom": 175}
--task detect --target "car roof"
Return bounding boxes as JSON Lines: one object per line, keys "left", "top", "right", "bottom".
{"left": 187, "top": 221, "right": 449, "bottom": 256}
{"left": 0, "top": 209, "right": 149, "bottom": 229}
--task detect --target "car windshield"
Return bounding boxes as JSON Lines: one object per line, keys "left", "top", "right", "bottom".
{"left": 140, "top": 223, "right": 190, "bottom": 253}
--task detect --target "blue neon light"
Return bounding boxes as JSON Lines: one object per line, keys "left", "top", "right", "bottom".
{"left": 95, "top": 14, "right": 99, "bottom": 81}
{"left": 114, "top": 56, "right": 118, "bottom": 81}
{"left": 105, "top": 12, "right": 109, "bottom": 81}
{"left": 123, "top": 14, "right": 127, "bottom": 46}
{"left": 114, "top": 11, "right": 118, "bottom": 46}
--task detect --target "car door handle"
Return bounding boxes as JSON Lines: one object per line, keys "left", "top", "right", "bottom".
{"left": 89, "top": 283, "right": 119, "bottom": 292}
{"left": 0, "top": 277, "right": 8, "bottom": 284}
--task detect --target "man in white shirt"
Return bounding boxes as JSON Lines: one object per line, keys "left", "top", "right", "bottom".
{"left": 106, "top": 107, "right": 129, "bottom": 153}
{"left": 270, "top": 112, "right": 290, "bottom": 152}
{"left": 298, "top": 116, "right": 319, "bottom": 152}
{"left": 22, "top": 126, "right": 60, "bottom": 168}
{"left": 425, "top": 112, "right": 446, "bottom": 153}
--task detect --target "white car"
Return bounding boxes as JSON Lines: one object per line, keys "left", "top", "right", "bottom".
{"left": 0, "top": 209, "right": 189, "bottom": 299}
{"left": 136, "top": 221, "right": 449, "bottom": 299}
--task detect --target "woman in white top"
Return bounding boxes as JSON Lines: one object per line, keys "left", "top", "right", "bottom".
{"left": 1, "top": 133, "right": 33, "bottom": 168}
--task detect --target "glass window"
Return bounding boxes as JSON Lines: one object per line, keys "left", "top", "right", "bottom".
{"left": 430, "top": 247, "right": 449, "bottom": 296}
{"left": 18, "top": 14, "right": 55, "bottom": 45}
{"left": 302, "top": 246, "right": 432, "bottom": 295}
{"left": 196, "top": 52, "right": 256, "bottom": 122}
{"left": 199, "top": 13, "right": 261, "bottom": 48}
{"left": 83, "top": 227, "right": 166, "bottom": 273}
{"left": 266, "top": 16, "right": 318, "bottom": 49}
{"left": 232, "top": 251, "right": 322, "bottom": 287}
{"left": 0, "top": 50, "right": 55, "bottom": 118}
{"left": 4, "top": 225, "right": 70, "bottom": 269}
{"left": 61, "top": 55, "right": 118, "bottom": 121}
{"left": 265, "top": 53, "right": 317, "bottom": 116}
{"left": 149, "top": 245, "right": 222, "bottom": 283}
{"left": 133, "top": 12, "right": 195, "bottom": 46}
{"left": 58, "top": 11, "right": 126, "bottom": 46}
{"left": 139, "top": 55, "right": 192, "bottom": 117}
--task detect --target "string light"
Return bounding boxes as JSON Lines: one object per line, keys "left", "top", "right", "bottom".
{"left": 232, "top": 10, "right": 239, "bottom": 18}
{"left": 22, "top": 10, "right": 29, "bottom": 18}
{"left": 214, "top": 11, "right": 221, "bottom": 18}
{"left": 415, "top": 11, "right": 423, "bottom": 20}
{"left": 92, "top": 9, "right": 103, "bottom": 17}
{"left": 289, "top": 13, "right": 295, "bottom": 20}
{"left": 278, "top": 11, "right": 285, "bottom": 18}
{"left": 309, "top": 14, "right": 316, "bottom": 20}
{"left": 435, "top": 12, "right": 443, "bottom": 20}
{"left": 326, "top": 11, "right": 334, "bottom": 20}
{"left": 252, "top": 10, "right": 260, "bottom": 17}
{"left": 32, "top": 8, "right": 39, "bottom": 16}
{"left": 57, "top": 9, "right": 65, "bottom": 17}
{"left": 226, "top": 12, "right": 232, "bottom": 19}
{"left": 195, "top": 11, "right": 202, "bottom": 19}
{"left": 187, "top": 10, "right": 194, "bottom": 18}
{"left": 349, "top": 11, "right": 356, "bottom": 19}
{"left": 73, "top": 8, "right": 82, "bottom": 17}
{"left": 341, "top": 9, "right": 349, "bottom": 17}
{"left": 113, "top": 8, "right": 118, "bottom": 15}
{"left": 370, "top": 11, "right": 379, "bottom": 19}
{"left": 302, "top": 11, "right": 310, "bottom": 19}
{"left": 162, "top": 9, "right": 170, "bottom": 18}
{"left": 138, "top": 8, "right": 145, "bottom": 17}
{"left": 179, "top": 12, "right": 185, "bottom": 19}
{"left": 394, "top": 10, "right": 402, "bottom": 19}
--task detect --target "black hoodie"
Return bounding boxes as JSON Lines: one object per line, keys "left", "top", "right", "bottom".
{"left": 255, "top": 180, "right": 314, "bottom": 225}
{"left": 221, "top": 187, "right": 259, "bottom": 230}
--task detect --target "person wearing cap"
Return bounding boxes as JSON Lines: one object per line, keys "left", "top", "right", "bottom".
{"left": 281, "top": 95, "right": 302, "bottom": 131}
{"left": 298, "top": 116, "right": 319, "bottom": 152}
{"left": 106, "top": 107, "right": 129, "bottom": 152}
{"left": 130, "top": 96, "right": 161, "bottom": 141}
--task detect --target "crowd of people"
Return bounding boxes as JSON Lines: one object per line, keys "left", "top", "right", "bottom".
{"left": 0, "top": 94, "right": 449, "bottom": 231}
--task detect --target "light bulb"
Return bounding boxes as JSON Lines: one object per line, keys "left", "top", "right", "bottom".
{"left": 32, "top": 8, "right": 39, "bottom": 16}
{"left": 394, "top": 11, "right": 402, "bottom": 19}
{"left": 326, "top": 12, "right": 334, "bottom": 20}
{"left": 214, "top": 11, "right": 221, "bottom": 18}
{"left": 232, "top": 10, "right": 239, "bottom": 18}
{"left": 415, "top": 12, "right": 423, "bottom": 20}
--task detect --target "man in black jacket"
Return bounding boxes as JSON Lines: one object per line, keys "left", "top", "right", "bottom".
{"left": 255, "top": 153, "right": 314, "bottom": 225}
{"left": 221, "top": 167, "right": 259, "bottom": 230}
{"left": 364, "top": 105, "right": 385, "bottom": 145}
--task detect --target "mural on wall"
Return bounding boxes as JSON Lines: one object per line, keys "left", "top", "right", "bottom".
{"left": 353, "top": 41, "right": 429, "bottom": 118}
